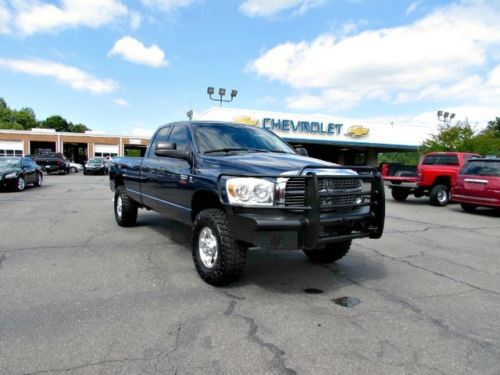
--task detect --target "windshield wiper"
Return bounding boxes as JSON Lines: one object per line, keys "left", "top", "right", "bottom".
{"left": 204, "top": 148, "right": 270, "bottom": 154}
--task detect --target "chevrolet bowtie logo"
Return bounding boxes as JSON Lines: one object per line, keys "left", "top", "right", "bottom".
{"left": 233, "top": 116, "right": 260, "bottom": 127}
{"left": 345, "top": 125, "right": 370, "bottom": 137}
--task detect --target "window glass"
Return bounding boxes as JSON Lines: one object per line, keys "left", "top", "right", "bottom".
{"left": 193, "top": 123, "right": 294, "bottom": 154}
{"left": 149, "top": 126, "right": 172, "bottom": 157}
{"left": 460, "top": 161, "right": 500, "bottom": 177}
{"left": 422, "top": 155, "right": 458, "bottom": 165}
{"left": 168, "top": 126, "right": 189, "bottom": 153}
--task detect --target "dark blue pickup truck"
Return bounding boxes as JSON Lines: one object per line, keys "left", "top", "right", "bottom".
{"left": 110, "top": 121, "right": 385, "bottom": 285}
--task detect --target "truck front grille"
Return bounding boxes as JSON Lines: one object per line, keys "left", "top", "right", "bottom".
{"left": 284, "top": 176, "right": 372, "bottom": 208}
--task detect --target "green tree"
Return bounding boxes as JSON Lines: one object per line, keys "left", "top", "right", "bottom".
{"left": 420, "top": 121, "right": 476, "bottom": 153}
{"left": 13, "top": 107, "right": 37, "bottom": 129}
{"left": 378, "top": 152, "right": 420, "bottom": 165}
{"left": 40, "top": 115, "right": 71, "bottom": 132}
{"left": 69, "top": 123, "right": 90, "bottom": 133}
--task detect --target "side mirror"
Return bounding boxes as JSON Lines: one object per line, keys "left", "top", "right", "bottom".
{"left": 295, "top": 147, "right": 308, "bottom": 157}
{"left": 155, "top": 142, "right": 189, "bottom": 159}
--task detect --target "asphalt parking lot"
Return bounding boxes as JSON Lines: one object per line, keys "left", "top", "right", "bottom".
{"left": 0, "top": 173, "right": 499, "bottom": 374}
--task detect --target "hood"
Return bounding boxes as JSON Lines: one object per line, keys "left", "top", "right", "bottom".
{"left": 199, "top": 152, "right": 345, "bottom": 175}
{"left": 0, "top": 167, "right": 21, "bottom": 175}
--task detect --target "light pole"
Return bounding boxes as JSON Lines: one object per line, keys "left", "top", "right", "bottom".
{"left": 437, "top": 110, "right": 455, "bottom": 125}
{"left": 207, "top": 87, "right": 238, "bottom": 107}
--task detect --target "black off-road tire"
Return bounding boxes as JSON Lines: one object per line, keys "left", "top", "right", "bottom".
{"left": 460, "top": 203, "right": 477, "bottom": 213}
{"left": 192, "top": 208, "right": 247, "bottom": 286}
{"left": 34, "top": 172, "right": 43, "bottom": 187}
{"left": 114, "top": 187, "right": 138, "bottom": 227}
{"left": 430, "top": 184, "right": 449, "bottom": 206}
{"left": 391, "top": 187, "right": 409, "bottom": 202}
{"left": 303, "top": 240, "right": 352, "bottom": 263}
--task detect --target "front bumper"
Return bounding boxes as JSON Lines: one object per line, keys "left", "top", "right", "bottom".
{"left": 221, "top": 166, "right": 385, "bottom": 250}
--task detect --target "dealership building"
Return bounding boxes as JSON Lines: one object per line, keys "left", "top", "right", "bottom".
{"left": 0, "top": 128, "right": 149, "bottom": 164}
{"left": 0, "top": 107, "right": 433, "bottom": 166}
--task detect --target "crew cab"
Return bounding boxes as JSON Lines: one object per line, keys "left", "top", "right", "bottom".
{"left": 384, "top": 152, "right": 480, "bottom": 206}
{"left": 109, "top": 121, "right": 385, "bottom": 285}
{"left": 26, "top": 152, "right": 70, "bottom": 174}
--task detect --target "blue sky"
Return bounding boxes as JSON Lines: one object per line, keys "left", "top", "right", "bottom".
{"left": 1, "top": 0, "right": 499, "bottom": 135}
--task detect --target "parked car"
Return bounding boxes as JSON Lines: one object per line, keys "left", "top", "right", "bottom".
{"left": 69, "top": 161, "right": 84, "bottom": 173}
{"left": 84, "top": 158, "right": 107, "bottom": 175}
{"left": 109, "top": 121, "right": 385, "bottom": 285}
{"left": 383, "top": 152, "right": 481, "bottom": 206}
{"left": 451, "top": 157, "right": 500, "bottom": 212}
{"left": 26, "top": 152, "right": 71, "bottom": 174}
{"left": 0, "top": 156, "right": 43, "bottom": 191}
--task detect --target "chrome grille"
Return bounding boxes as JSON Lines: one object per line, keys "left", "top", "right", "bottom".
{"left": 284, "top": 176, "right": 372, "bottom": 208}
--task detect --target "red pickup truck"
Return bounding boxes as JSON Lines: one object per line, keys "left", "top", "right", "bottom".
{"left": 383, "top": 152, "right": 481, "bottom": 206}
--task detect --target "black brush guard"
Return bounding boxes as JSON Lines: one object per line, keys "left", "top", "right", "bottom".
{"left": 218, "top": 165, "right": 385, "bottom": 250}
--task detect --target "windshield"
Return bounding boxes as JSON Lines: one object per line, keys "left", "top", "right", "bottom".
{"left": 89, "top": 158, "right": 103, "bottom": 164}
{"left": 193, "top": 123, "right": 294, "bottom": 155}
{"left": 0, "top": 158, "right": 21, "bottom": 168}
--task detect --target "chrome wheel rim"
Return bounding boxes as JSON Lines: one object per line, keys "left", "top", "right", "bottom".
{"left": 17, "top": 177, "right": 25, "bottom": 190}
{"left": 198, "top": 227, "right": 218, "bottom": 269}
{"left": 116, "top": 195, "right": 123, "bottom": 218}
{"left": 437, "top": 189, "right": 447, "bottom": 203}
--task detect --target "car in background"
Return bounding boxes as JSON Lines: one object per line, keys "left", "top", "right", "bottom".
{"left": 451, "top": 157, "right": 500, "bottom": 212}
{"left": 0, "top": 156, "right": 43, "bottom": 191}
{"left": 26, "top": 152, "right": 71, "bottom": 175}
{"left": 69, "top": 161, "right": 84, "bottom": 173}
{"left": 84, "top": 158, "right": 107, "bottom": 175}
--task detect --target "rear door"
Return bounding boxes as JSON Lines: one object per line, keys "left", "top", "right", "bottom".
{"left": 458, "top": 161, "right": 500, "bottom": 203}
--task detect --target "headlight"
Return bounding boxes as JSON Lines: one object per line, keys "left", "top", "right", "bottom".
{"left": 226, "top": 178, "right": 274, "bottom": 206}
{"left": 5, "top": 172, "right": 17, "bottom": 179}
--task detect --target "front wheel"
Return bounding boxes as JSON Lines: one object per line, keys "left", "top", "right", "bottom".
{"left": 303, "top": 240, "right": 351, "bottom": 263}
{"left": 114, "top": 187, "right": 138, "bottom": 227}
{"left": 461, "top": 203, "right": 477, "bottom": 213}
{"left": 391, "top": 187, "right": 409, "bottom": 202}
{"left": 15, "top": 176, "right": 26, "bottom": 191}
{"left": 70, "top": 167, "right": 77, "bottom": 173}
{"left": 192, "top": 209, "right": 247, "bottom": 286}
{"left": 430, "top": 184, "right": 449, "bottom": 206}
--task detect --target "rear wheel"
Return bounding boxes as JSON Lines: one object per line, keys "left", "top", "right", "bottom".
{"left": 391, "top": 187, "right": 409, "bottom": 202}
{"left": 192, "top": 208, "right": 247, "bottom": 285}
{"left": 114, "top": 187, "right": 138, "bottom": 227}
{"left": 460, "top": 203, "right": 477, "bottom": 213}
{"left": 34, "top": 173, "right": 43, "bottom": 187}
{"left": 303, "top": 240, "right": 351, "bottom": 263}
{"left": 430, "top": 184, "right": 449, "bottom": 206}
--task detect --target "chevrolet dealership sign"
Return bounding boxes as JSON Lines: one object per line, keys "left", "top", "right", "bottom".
{"left": 194, "top": 107, "right": 433, "bottom": 149}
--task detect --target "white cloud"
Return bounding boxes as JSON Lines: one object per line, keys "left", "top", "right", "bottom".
{"left": 109, "top": 36, "right": 168, "bottom": 68}
{"left": 239, "top": 0, "right": 324, "bottom": 18}
{"left": 113, "top": 98, "right": 129, "bottom": 106}
{"left": 129, "top": 11, "right": 142, "bottom": 30}
{"left": 141, "top": 0, "right": 194, "bottom": 12}
{"left": 0, "top": 0, "right": 10, "bottom": 34}
{"left": 248, "top": 0, "right": 500, "bottom": 111}
{"left": 405, "top": 1, "right": 420, "bottom": 15}
{"left": 0, "top": 58, "right": 117, "bottom": 94}
{"left": 11, "top": 0, "right": 129, "bottom": 35}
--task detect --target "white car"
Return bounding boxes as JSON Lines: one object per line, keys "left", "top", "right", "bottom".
{"left": 69, "top": 161, "right": 84, "bottom": 173}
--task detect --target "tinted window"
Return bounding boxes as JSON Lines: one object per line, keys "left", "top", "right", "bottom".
{"left": 168, "top": 126, "right": 189, "bottom": 153}
{"left": 193, "top": 123, "right": 294, "bottom": 154}
{"left": 422, "top": 155, "right": 458, "bottom": 165}
{"left": 149, "top": 126, "right": 172, "bottom": 158}
{"left": 460, "top": 161, "right": 500, "bottom": 177}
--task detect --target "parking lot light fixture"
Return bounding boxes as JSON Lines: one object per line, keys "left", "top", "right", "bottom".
{"left": 207, "top": 86, "right": 238, "bottom": 107}
{"left": 437, "top": 110, "right": 456, "bottom": 125}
